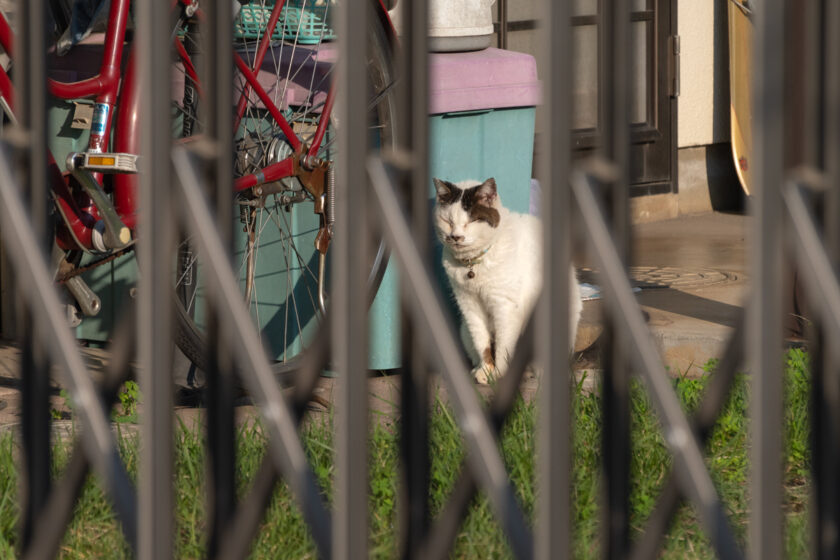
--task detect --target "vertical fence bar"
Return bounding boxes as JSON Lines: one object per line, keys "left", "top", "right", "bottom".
{"left": 410, "top": 0, "right": 430, "bottom": 537}
{"left": 536, "top": 0, "right": 573, "bottom": 556}
{"left": 825, "top": 2, "right": 840, "bottom": 260}
{"left": 210, "top": 4, "right": 233, "bottom": 234}
{"left": 208, "top": 0, "right": 236, "bottom": 557}
{"left": 15, "top": 0, "right": 51, "bottom": 551}
{"left": 600, "top": 0, "right": 632, "bottom": 557}
{"left": 137, "top": 1, "right": 175, "bottom": 558}
{"left": 333, "top": 0, "right": 370, "bottom": 558}
{"left": 398, "top": 0, "right": 431, "bottom": 556}
{"left": 748, "top": 0, "right": 785, "bottom": 558}
{"left": 816, "top": 1, "right": 840, "bottom": 557}
{"left": 15, "top": 0, "right": 48, "bottom": 239}
{"left": 497, "top": 0, "right": 508, "bottom": 50}
{"left": 602, "top": 0, "right": 631, "bottom": 252}
{"left": 202, "top": 1, "right": 237, "bottom": 555}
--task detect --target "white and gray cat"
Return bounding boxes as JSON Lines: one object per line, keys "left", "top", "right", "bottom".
{"left": 433, "top": 177, "right": 582, "bottom": 384}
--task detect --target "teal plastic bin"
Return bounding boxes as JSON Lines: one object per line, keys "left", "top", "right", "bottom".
{"left": 428, "top": 48, "right": 540, "bottom": 213}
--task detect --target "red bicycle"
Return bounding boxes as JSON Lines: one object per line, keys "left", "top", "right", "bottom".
{"left": 0, "top": 0, "right": 397, "bottom": 375}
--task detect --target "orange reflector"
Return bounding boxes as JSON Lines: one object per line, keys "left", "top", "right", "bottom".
{"left": 88, "top": 156, "right": 116, "bottom": 166}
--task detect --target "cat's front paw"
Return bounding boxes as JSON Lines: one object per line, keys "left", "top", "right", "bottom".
{"left": 472, "top": 363, "right": 497, "bottom": 384}
{"left": 524, "top": 364, "right": 542, "bottom": 380}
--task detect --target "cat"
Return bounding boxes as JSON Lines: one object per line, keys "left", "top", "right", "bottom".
{"left": 433, "top": 177, "right": 582, "bottom": 384}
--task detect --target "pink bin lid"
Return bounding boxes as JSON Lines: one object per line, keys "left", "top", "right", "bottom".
{"left": 429, "top": 47, "right": 541, "bottom": 115}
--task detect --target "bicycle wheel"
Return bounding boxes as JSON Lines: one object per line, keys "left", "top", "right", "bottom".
{"left": 171, "top": 0, "right": 396, "bottom": 378}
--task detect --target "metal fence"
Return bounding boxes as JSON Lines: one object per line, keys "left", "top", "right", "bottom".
{"left": 1, "top": 0, "right": 840, "bottom": 558}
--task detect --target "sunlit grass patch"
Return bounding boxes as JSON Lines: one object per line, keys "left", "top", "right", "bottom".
{"left": 0, "top": 350, "right": 813, "bottom": 558}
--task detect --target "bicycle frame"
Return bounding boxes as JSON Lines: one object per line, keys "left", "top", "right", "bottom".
{"left": 0, "top": 0, "right": 392, "bottom": 254}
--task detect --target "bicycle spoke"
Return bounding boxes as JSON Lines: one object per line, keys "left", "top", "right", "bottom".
{"left": 276, "top": 205, "right": 307, "bottom": 362}
{"left": 268, "top": 207, "right": 320, "bottom": 286}
{"left": 173, "top": 25, "right": 206, "bottom": 137}
{"left": 300, "top": 0, "right": 329, "bottom": 127}
{"left": 175, "top": 245, "right": 198, "bottom": 291}
{"left": 174, "top": 239, "right": 202, "bottom": 320}
{"left": 271, "top": 197, "right": 320, "bottom": 315}
{"left": 277, "top": 1, "right": 322, "bottom": 120}
{"left": 251, "top": 205, "right": 270, "bottom": 328}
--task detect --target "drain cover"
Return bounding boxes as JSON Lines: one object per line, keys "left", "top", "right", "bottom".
{"left": 630, "top": 266, "right": 740, "bottom": 289}
{"left": 579, "top": 266, "right": 740, "bottom": 291}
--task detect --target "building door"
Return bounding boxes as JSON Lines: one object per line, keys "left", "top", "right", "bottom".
{"left": 495, "top": 0, "right": 677, "bottom": 194}
{"left": 568, "top": 0, "right": 678, "bottom": 195}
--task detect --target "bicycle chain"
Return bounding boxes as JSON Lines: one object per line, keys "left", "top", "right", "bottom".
{"left": 55, "top": 244, "right": 136, "bottom": 284}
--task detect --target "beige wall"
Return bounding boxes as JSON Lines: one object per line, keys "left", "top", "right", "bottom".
{"left": 677, "top": 0, "right": 730, "bottom": 148}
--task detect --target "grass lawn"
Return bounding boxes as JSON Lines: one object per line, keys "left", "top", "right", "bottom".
{"left": 0, "top": 349, "right": 812, "bottom": 558}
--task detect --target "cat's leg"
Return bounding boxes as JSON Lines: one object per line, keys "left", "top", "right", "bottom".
{"left": 459, "top": 322, "right": 480, "bottom": 366}
{"left": 466, "top": 319, "right": 495, "bottom": 384}
{"left": 569, "top": 265, "right": 583, "bottom": 349}
{"left": 457, "top": 297, "right": 495, "bottom": 383}
{"left": 471, "top": 348, "right": 496, "bottom": 384}
{"left": 491, "top": 302, "right": 524, "bottom": 380}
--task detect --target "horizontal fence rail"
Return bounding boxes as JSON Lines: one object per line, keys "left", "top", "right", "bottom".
{"left": 0, "top": 0, "right": 839, "bottom": 558}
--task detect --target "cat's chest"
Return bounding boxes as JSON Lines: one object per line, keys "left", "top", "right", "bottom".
{"left": 442, "top": 238, "right": 540, "bottom": 297}
{"left": 443, "top": 253, "right": 505, "bottom": 292}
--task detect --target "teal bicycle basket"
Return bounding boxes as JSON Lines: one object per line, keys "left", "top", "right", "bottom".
{"left": 235, "top": 1, "right": 336, "bottom": 45}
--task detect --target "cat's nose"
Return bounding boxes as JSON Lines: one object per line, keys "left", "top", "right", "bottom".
{"left": 447, "top": 234, "right": 464, "bottom": 243}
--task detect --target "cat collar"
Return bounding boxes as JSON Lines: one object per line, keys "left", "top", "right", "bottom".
{"left": 455, "top": 246, "right": 491, "bottom": 279}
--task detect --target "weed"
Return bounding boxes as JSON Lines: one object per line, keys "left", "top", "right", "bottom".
{"left": 50, "top": 388, "right": 74, "bottom": 420}
{"left": 113, "top": 380, "right": 141, "bottom": 424}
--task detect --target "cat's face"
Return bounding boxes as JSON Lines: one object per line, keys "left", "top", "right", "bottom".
{"left": 433, "top": 178, "right": 501, "bottom": 254}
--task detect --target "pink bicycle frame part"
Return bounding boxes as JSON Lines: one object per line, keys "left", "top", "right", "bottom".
{"left": 45, "top": 0, "right": 132, "bottom": 250}
{"left": 233, "top": 51, "right": 302, "bottom": 153}
{"left": 234, "top": 158, "right": 295, "bottom": 192}
{"left": 174, "top": 39, "right": 201, "bottom": 96}
{"left": 229, "top": 0, "right": 338, "bottom": 187}
{"left": 47, "top": 0, "right": 129, "bottom": 105}
{"left": 233, "top": 0, "right": 287, "bottom": 133}
{"left": 232, "top": 0, "right": 398, "bottom": 177}
{"left": 0, "top": 11, "right": 12, "bottom": 57}
{"left": 3, "top": 0, "right": 397, "bottom": 251}
{"left": 51, "top": 153, "right": 96, "bottom": 248}
{"left": 308, "top": 84, "right": 335, "bottom": 157}
{"left": 0, "top": 13, "right": 12, "bottom": 109}
{"left": 113, "top": 51, "right": 139, "bottom": 230}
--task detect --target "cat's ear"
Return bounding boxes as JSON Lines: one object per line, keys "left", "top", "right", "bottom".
{"left": 434, "top": 178, "right": 457, "bottom": 204}
{"left": 475, "top": 178, "right": 498, "bottom": 206}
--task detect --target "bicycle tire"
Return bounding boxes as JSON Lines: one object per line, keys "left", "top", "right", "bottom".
{"left": 171, "top": 1, "right": 396, "bottom": 379}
